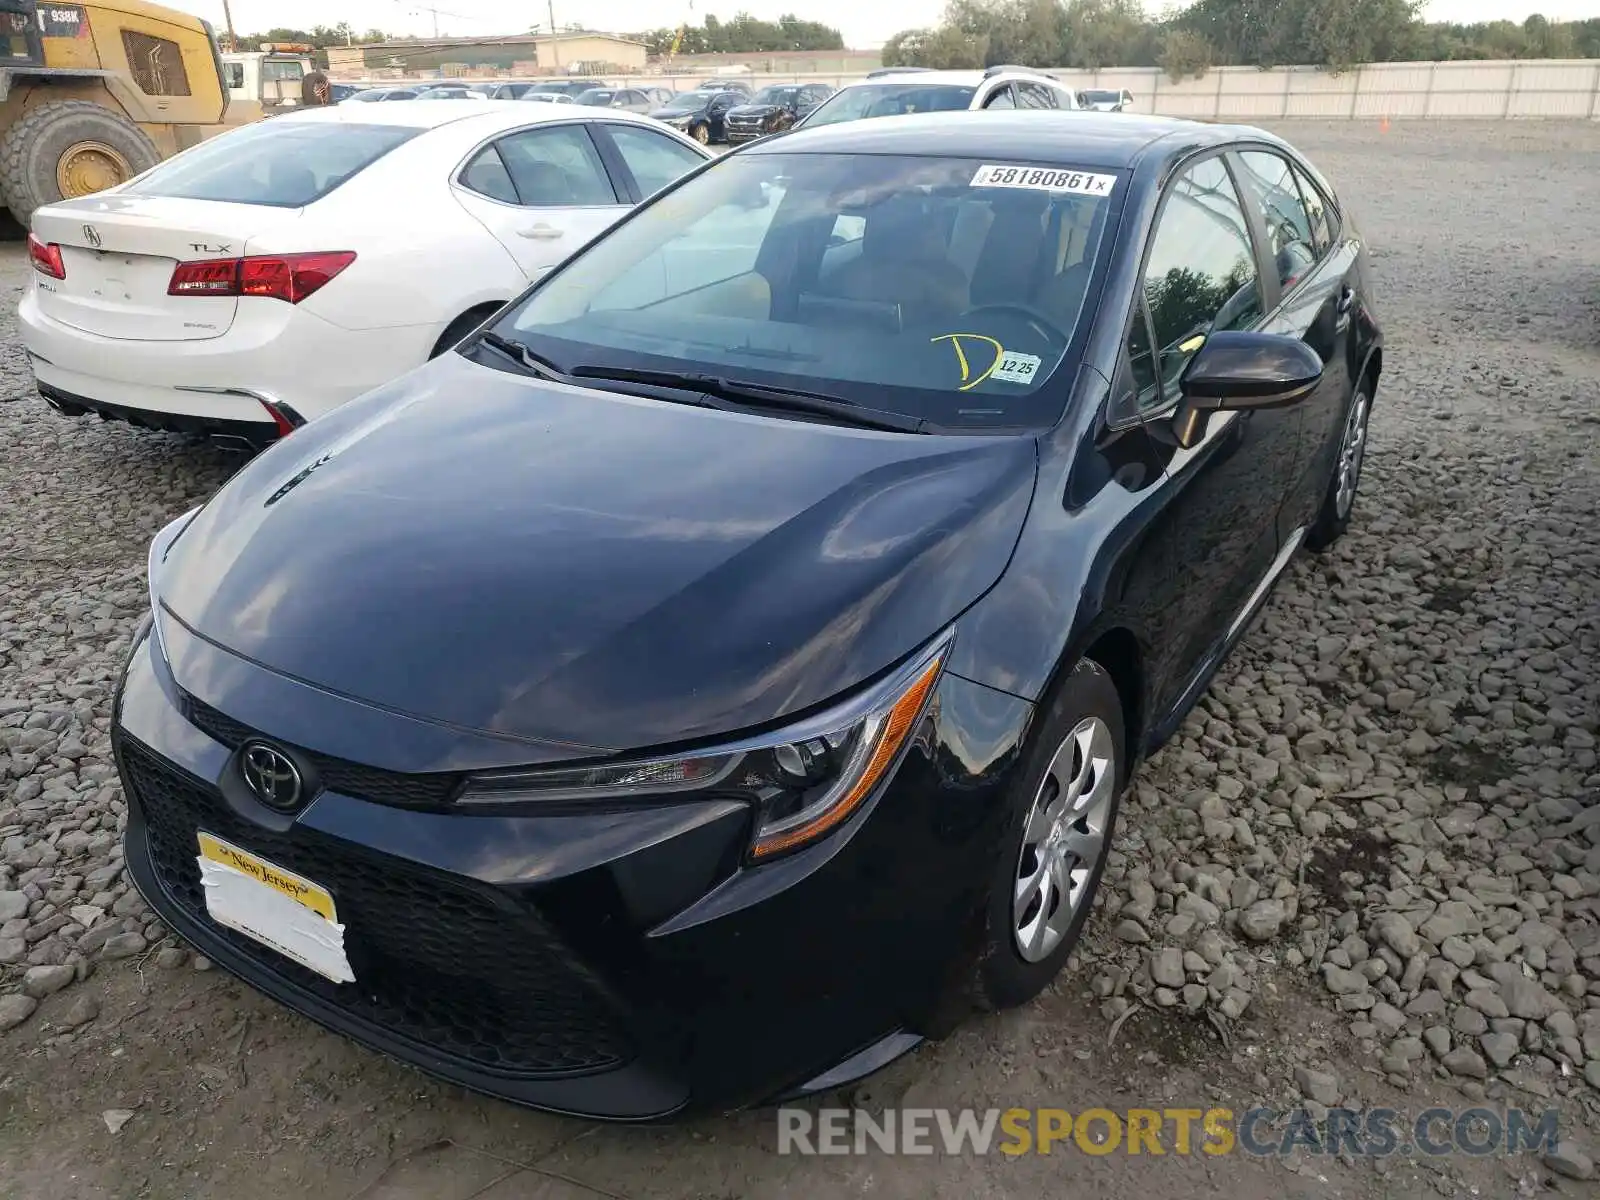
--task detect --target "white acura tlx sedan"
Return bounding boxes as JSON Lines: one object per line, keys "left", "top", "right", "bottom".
{"left": 19, "top": 102, "right": 712, "bottom": 449}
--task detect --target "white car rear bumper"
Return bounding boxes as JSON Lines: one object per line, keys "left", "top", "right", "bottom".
{"left": 18, "top": 285, "right": 436, "bottom": 442}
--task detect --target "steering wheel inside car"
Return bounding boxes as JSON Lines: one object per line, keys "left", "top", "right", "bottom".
{"left": 959, "top": 303, "right": 1069, "bottom": 345}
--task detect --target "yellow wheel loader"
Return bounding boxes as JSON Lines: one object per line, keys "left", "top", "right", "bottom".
{"left": 0, "top": 0, "right": 239, "bottom": 225}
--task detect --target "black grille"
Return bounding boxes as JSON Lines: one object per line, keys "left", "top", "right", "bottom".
{"left": 184, "top": 694, "right": 463, "bottom": 810}
{"left": 122, "top": 737, "right": 634, "bottom": 1078}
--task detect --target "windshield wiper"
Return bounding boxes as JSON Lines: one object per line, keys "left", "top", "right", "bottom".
{"left": 567, "top": 366, "right": 927, "bottom": 433}
{"left": 475, "top": 330, "right": 567, "bottom": 381}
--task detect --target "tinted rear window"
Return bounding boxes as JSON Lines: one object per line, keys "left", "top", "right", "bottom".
{"left": 123, "top": 121, "right": 419, "bottom": 207}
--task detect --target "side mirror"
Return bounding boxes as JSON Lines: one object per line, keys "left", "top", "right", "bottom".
{"left": 1173, "top": 330, "right": 1324, "bottom": 448}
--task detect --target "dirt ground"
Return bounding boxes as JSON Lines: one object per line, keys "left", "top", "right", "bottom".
{"left": 2, "top": 119, "right": 1599, "bottom": 1200}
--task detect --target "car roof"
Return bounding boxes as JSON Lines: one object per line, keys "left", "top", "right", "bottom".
{"left": 265, "top": 100, "right": 670, "bottom": 136}
{"left": 838, "top": 69, "right": 1049, "bottom": 88}
{"left": 750, "top": 109, "right": 1276, "bottom": 170}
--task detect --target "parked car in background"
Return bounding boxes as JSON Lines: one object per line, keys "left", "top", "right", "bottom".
{"left": 577, "top": 88, "right": 655, "bottom": 114}
{"left": 524, "top": 78, "right": 608, "bottom": 99}
{"left": 1078, "top": 88, "right": 1134, "bottom": 112}
{"left": 108, "top": 109, "right": 1381, "bottom": 1120}
{"left": 328, "top": 83, "right": 368, "bottom": 103}
{"left": 723, "top": 83, "right": 835, "bottom": 143}
{"left": 699, "top": 77, "right": 752, "bottom": 94}
{"left": 343, "top": 86, "right": 426, "bottom": 103}
{"left": 650, "top": 88, "right": 745, "bottom": 144}
{"left": 522, "top": 91, "right": 577, "bottom": 105}
{"left": 20, "top": 104, "right": 711, "bottom": 448}
{"left": 484, "top": 81, "right": 542, "bottom": 99}
{"left": 415, "top": 85, "right": 487, "bottom": 101}
{"left": 796, "top": 66, "right": 1078, "bottom": 131}
{"left": 643, "top": 86, "right": 677, "bottom": 107}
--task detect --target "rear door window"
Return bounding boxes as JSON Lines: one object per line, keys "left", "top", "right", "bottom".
{"left": 122, "top": 121, "right": 420, "bottom": 207}
{"left": 1017, "top": 81, "right": 1057, "bottom": 109}
{"left": 603, "top": 124, "right": 705, "bottom": 198}
{"left": 491, "top": 125, "right": 618, "bottom": 207}
{"left": 982, "top": 84, "right": 1016, "bottom": 109}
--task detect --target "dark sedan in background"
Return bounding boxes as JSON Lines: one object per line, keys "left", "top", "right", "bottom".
{"left": 116, "top": 111, "right": 1381, "bottom": 1121}
{"left": 648, "top": 87, "right": 745, "bottom": 143}
{"left": 723, "top": 83, "right": 835, "bottom": 143}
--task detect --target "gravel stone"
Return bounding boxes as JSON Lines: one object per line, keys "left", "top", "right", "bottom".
{"left": 21, "top": 963, "right": 73, "bottom": 999}
{"left": 1238, "top": 898, "right": 1285, "bottom": 942}
{"left": 1150, "top": 947, "right": 1185, "bottom": 988}
{"left": 1544, "top": 1142, "right": 1597, "bottom": 1182}
{"left": 1293, "top": 1066, "right": 1340, "bottom": 1106}
{"left": 58, "top": 992, "right": 99, "bottom": 1028}
{"left": 0, "top": 994, "right": 38, "bottom": 1030}
{"left": 99, "top": 932, "right": 147, "bottom": 961}
{"left": 1441, "top": 1047, "right": 1488, "bottom": 1079}
{"left": 1480, "top": 1032, "right": 1519, "bottom": 1068}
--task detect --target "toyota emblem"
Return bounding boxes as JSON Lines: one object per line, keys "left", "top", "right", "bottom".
{"left": 240, "top": 742, "right": 303, "bottom": 811}
{"left": 82, "top": 224, "right": 102, "bottom": 249}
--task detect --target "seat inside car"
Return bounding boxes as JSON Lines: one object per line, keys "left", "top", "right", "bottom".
{"left": 814, "top": 194, "right": 969, "bottom": 327}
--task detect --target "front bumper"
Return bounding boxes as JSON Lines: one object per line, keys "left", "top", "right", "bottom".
{"left": 115, "top": 616, "right": 1031, "bottom": 1118}
{"left": 724, "top": 123, "right": 770, "bottom": 143}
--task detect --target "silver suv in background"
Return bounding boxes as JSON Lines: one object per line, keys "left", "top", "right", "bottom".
{"left": 795, "top": 65, "right": 1079, "bottom": 132}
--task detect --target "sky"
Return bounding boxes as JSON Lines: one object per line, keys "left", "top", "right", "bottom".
{"left": 192, "top": 0, "right": 1600, "bottom": 53}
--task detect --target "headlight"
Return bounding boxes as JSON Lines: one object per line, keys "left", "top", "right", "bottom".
{"left": 458, "top": 632, "right": 950, "bottom": 861}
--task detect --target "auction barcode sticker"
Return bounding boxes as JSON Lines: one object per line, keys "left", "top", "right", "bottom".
{"left": 970, "top": 164, "right": 1117, "bottom": 196}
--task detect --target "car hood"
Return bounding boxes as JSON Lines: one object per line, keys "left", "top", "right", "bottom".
{"left": 652, "top": 104, "right": 705, "bottom": 117}
{"left": 728, "top": 104, "right": 782, "bottom": 118}
{"left": 157, "top": 357, "right": 1038, "bottom": 754}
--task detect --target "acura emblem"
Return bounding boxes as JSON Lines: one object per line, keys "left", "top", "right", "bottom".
{"left": 240, "top": 742, "right": 303, "bottom": 811}
{"left": 82, "top": 224, "right": 102, "bottom": 249}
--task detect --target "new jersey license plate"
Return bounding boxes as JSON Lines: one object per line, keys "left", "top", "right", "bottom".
{"left": 196, "top": 832, "right": 354, "bottom": 984}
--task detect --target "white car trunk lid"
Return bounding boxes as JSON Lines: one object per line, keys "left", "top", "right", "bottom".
{"left": 30, "top": 198, "right": 303, "bottom": 342}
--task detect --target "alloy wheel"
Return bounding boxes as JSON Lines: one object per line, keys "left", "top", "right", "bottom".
{"left": 1012, "top": 715, "right": 1116, "bottom": 963}
{"left": 1334, "top": 391, "right": 1370, "bottom": 519}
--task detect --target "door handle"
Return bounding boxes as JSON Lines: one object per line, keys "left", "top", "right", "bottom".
{"left": 518, "top": 224, "right": 564, "bottom": 240}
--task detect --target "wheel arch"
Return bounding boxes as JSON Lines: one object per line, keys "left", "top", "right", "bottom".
{"left": 1358, "top": 346, "right": 1382, "bottom": 400}
{"left": 430, "top": 300, "right": 506, "bottom": 358}
{"left": 1031, "top": 624, "right": 1148, "bottom": 772}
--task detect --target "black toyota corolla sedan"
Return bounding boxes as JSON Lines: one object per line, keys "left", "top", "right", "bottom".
{"left": 115, "top": 111, "right": 1382, "bottom": 1120}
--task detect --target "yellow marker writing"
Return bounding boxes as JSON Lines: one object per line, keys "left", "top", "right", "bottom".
{"left": 930, "top": 333, "right": 1005, "bottom": 392}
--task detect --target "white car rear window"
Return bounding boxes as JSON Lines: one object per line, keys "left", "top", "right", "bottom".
{"left": 123, "top": 121, "right": 420, "bottom": 208}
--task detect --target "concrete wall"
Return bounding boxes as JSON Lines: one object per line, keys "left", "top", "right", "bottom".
{"left": 626, "top": 59, "right": 1600, "bottom": 119}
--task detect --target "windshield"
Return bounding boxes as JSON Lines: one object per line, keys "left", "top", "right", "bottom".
{"left": 1081, "top": 90, "right": 1120, "bottom": 103}
{"left": 668, "top": 90, "right": 720, "bottom": 108}
{"left": 123, "top": 120, "right": 418, "bottom": 207}
{"left": 577, "top": 89, "right": 613, "bottom": 105}
{"left": 490, "top": 151, "right": 1121, "bottom": 430}
{"left": 752, "top": 86, "right": 798, "bottom": 105}
{"left": 800, "top": 83, "right": 975, "bottom": 128}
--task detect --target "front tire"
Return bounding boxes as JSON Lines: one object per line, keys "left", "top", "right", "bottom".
{"left": 978, "top": 658, "right": 1125, "bottom": 1010}
{"left": 0, "top": 101, "right": 161, "bottom": 226}
{"left": 1306, "top": 384, "right": 1372, "bottom": 551}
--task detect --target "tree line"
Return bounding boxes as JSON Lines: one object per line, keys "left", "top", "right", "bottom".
{"left": 882, "top": 0, "right": 1600, "bottom": 78}
{"left": 629, "top": 14, "right": 845, "bottom": 56}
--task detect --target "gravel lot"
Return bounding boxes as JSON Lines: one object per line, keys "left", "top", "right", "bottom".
{"left": 0, "top": 120, "right": 1597, "bottom": 1200}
